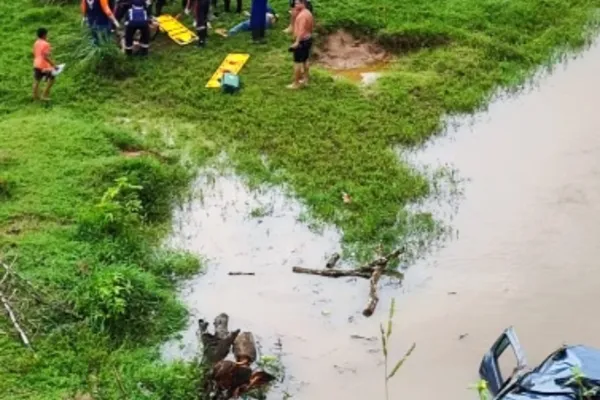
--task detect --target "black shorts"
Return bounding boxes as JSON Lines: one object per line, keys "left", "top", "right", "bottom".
{"left": 33, "top": 68, "right": 54, "bottom": 82}
{"left": 293, "top": 37, "right": 312, "bottom": 63}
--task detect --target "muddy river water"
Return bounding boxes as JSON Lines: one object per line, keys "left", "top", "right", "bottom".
{"left": 161, "top": 41, "right": 600, "bottom": 399}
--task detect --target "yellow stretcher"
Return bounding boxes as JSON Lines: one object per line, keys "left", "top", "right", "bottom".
{"left": 156, "top": 15, "right": 198, "bottom": 46}
{"left": 206, "top": 53, "right": 250, "bottom": 88}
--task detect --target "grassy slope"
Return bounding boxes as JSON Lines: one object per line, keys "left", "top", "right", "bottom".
{"left": 0, "top": 0, "right": 598, "bottom": 398}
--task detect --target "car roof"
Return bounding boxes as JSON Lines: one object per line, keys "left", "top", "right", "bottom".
{"left": 501, "top": 345, "right": 600, "bottom": 399}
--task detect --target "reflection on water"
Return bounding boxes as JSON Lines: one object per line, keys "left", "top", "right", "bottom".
{"left": 163, "top": 40, "right": 600, "bottom": 400}
{"left": 328, "top": 61, "right": 391, "bottom": 85}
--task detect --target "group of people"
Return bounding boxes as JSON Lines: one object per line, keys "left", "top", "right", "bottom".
{"left": 32, "top": 0, "right": 314, "bottom": 100}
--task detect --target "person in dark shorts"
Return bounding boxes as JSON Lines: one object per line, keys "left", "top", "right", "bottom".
{"left": 32, "top": 28, "right": 58, "bottom": 101}
{"left": 288, "top": 0, "right": 313, "bottom": 89}
{"left": 123, "top": 0, "right": 152, "bottom": 55}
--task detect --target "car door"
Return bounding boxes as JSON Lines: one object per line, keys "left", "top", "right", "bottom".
{"left": 479, "top": 327, "right": 528, "bottom": 397}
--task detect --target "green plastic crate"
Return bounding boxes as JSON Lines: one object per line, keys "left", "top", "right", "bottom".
{"left": 221, "top": 73, "right": 241, "bottom": 94}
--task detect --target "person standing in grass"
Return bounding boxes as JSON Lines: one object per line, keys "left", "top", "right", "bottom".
{"left": 192, "top": 0, "right": 211, "bottom": 47}
{"left": 82, "top": 0, "right": 121, "bottom": 44}
{"left": 288, "top": 0, "right": 313, "bottom": 89}
{"left": 32, "top": 28, "right": 58, "bottom": 101}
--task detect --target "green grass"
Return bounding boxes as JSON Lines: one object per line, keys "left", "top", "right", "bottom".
{"left": 0, "top": 0, "right": 599, "bottom": 397}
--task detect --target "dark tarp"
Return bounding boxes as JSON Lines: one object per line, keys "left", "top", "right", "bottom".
{"left": 501, "top": 345, "right": 600, "bottom": 399}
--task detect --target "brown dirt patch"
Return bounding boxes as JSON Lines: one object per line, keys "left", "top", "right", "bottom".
{"left": 314, "top": 30, "right": 392, "bottom": 70}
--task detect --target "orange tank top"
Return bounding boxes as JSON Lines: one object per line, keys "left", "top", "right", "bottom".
{"left": 33, "top": 39, "right": 52, "bottom": 70}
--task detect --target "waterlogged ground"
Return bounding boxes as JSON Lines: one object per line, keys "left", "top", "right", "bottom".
{"left": 163, "top": 40, "right": 600, "bottom": 400}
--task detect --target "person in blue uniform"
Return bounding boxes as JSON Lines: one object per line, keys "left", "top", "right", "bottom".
{"left": 123, "top": 0, "right": 152, "bottom": 55}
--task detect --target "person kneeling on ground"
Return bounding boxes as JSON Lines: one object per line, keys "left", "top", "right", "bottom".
{"left": 82, "top": 0, "right": 121, "bottom": 44}
{"left": 215, "top": 8, "right": 276, "bottom": 37}
{"left": 123, "top": 0, "right": 154, "bottom": 55}
{"left": 288, "top": 0, "right": 313, "bottom": 89}
{"left": 32, "top": 28, "right": 59, "bottom": 101}
{"left": 283, "top": 0, "right": 311, "bottom": 33}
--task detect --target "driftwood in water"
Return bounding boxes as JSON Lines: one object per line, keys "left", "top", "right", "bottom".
{"left": 325, "top": 253, "right": 341, "bottom": 269}
{"left": 228, "top": 272, "right": 255, "bottom": 276}
{"left": 358, "top": 248, "right": 404, "bottom": 272}
{"left": 362, "top": 265, "right": 384, "bottom": 317}
{"left": 293, "top": 248, "right": 404, "bottom": 317}
{"left": 214, "top": 313, "right": 230, "bottom": 340}
{"left": 292, "top": 267, "right": 372, "bottom": 279}
{"left": 209, "top": 360, "right": 276, "bottom": 400}
{"left": 198, "top": 318, "right": 240, "bottom": 364}
{"left": 233, "top": 332, "right": 257, "bottom": 364}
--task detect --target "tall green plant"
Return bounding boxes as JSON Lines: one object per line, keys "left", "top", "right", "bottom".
{"left": 78, "top": 177, "right": 143, "bottom": 239}
{"left": 380, "top": 298, "right": 416, "bottom": 400}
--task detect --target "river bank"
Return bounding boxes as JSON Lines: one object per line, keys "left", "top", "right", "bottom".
{"left": 2, "top": 0, "right": 600, "bottom": 398}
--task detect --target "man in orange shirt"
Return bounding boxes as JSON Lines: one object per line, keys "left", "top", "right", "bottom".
{"left": 287, "top": 0, "right": 313, "bottom": 89}
{"left": 32, "top": 28, "right": 58, "bottom": 101}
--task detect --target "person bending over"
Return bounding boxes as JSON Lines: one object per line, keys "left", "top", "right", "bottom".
{"left": 123, "top": 0, "right": 153, "bottom": 55}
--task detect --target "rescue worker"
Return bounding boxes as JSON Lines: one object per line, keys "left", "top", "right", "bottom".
{"left": 81, "top": 0, "right": 121, "bottom": 44}
{"left": 192, "top": 0, "right": 210, "bottom": 47}
{"left": 114, "top": 0, "right": 133, "bottom": 22}
{"left": 123, "top": 0, "right": 152, "bottom": 55}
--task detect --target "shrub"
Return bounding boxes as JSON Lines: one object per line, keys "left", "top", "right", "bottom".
{"left": 77, "top": 177, "right": 143, "bottom": 240}
{"left": 97, "top": 156, "right": 191, "bottom": 222}
{"left": 71, "top": 264, "right": 181, "bottom": 339}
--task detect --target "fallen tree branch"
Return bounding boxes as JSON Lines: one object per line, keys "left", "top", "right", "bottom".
{"left": 292, "top": 267, "right": 372, "bottom": 279}
{"left": 1, "top": 260, "right": 82, "bottom": 320}
{"left": 358, "top": 248, "right": 404, "bottom": 272}
{"left": 0, "top": 290, "right": 32, "bottom": 349}
{"left": 228, "top": 272, "right": 255, "bottom": 276}
{"left": 293, "top": 248, "right": 405, "bottom": 317}
{"left": 362, "top": 266, "right": 384, "bottom": 317}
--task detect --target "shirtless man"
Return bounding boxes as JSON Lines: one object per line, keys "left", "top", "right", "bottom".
{"left": 288, "top": 0, "right": 313, "bottom": 89}
{"left": 283, "top": 0, "right": 311, "bottom": 33}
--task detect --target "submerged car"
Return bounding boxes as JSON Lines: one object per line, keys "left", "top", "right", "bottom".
{"left": 479, "top": 327, "right": 600, "bottom": 399}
